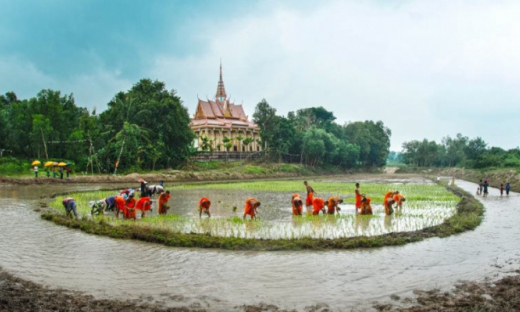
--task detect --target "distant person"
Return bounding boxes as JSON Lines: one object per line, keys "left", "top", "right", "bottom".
{"left": 135, "top": 196, "right": 152, "bottom": 218}
{"left": 62, "top": 197, "right": 77, "bottom": 219}
{"left": 140, "top": 180, "right": 148, "bottom": 197}
{"left": 33, "top": 165, "right": 38, "bottom": 178}
{"left": 199, "top": 197, "right": 211, "bottom": 218}
{"left": 360, "top": 196, "right": 373, "bottom": 215}
{"left": 355, "top": 183, "right": 362, "bottom": 211}
{"left": 325, "top": 196, "right": 343, "bottom": 215}
{"left": 478, "top": 179, "right": 483, "bottom": 195}
{"left": 159, "top": 180, "right": 164, "bottom": 187}
{"left": 483, "top": 180, "right": 489, "bottom": 198}
{"left": 243, "top": 198, "right": 260, "bottom": 220}
{"left": 291, "top": 193, "right": 303, "bottom": 216}
{"left": 59, "top": 166, "right": 64, "bottom": 179}
{"left": 46, "top": 167, "right": 50, "bottom": 178}
{"left": 304, "top": 181, "right": 315, "bottom": 214}
{"left": 158, "top": 191, "right": 171, "bottom": 215}
{"left": 52, "top": 166, "right": 57, "bottom": 178}
{"left": 312, "top": 197, "right": 326, "bottom": 215}
{"left": 393, "top": 192, "right": 406, "bottom": 209}
{"left": 500, "top": 184, "right": 504, "bottom": 197}
{"left": 66, "top": 166, "right": 70, "bottom": 179}
{"left": 506, "top": 182, "right": 511, "bottom": 196}
{"left": 148, "top": 185, "right": 164, "bottom": 196}
{"left": 451, "top": 177, "right": 455, "bottom": 185}
{"left": 437, "top": 176, "right": 440, "bottom": 182}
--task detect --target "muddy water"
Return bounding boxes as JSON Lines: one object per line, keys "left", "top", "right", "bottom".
{"left": 0, "top": 180, "right": 519, "bottom": 311}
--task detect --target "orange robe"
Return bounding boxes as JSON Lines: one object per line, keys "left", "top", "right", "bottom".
{"left": 125, "top": 198, "right": 136, "bottom": 219}
{"left": 115, "top": 196, "right": 126, "bottom": 216}
{"left": 136, "top": 197, "right": 152, "bottom": 212}
{"left": 158, "top": 193, "right": 171, "bottom": 214}
{"left": 199, "top": 198, "right": 211, "bottom": 210}
{"left": 355, "top": 189, "right": 362, "bottom": 209}
{"left": 306, "top": 191, "right": 314, "bottom": 206}
{"left": 312, "top": 197, "right": 325, "bottom": 215}
{"left": 292, "top": 193, "right": 303, "bottom": 216}
{"left": 244, "top": 198, "right": 259, "bottom": 217}
{"left": 384, "top": 191, "right": 393, "bottom": 204}
{"left": 393, "top": 194, "right": 404, "bottom": 205}
{"left": 360, "top": 198, "right": 373, "bottom": 215}
{"left": 326, "top": 196, "right": 338, "bottom": 214}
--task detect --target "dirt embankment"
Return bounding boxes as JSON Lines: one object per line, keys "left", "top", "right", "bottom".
{"left": 375, "top": 270, "right": 520, "bottom": 311}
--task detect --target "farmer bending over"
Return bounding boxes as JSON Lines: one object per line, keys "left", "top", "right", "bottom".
{"left": 136, "top": 196, "right": 152, "bottom": 218}
{"left": 243, "top": 198, "right": 261, "bottom": 220}
{"left": 125, "top": 194, "right": 137, "bottom": 220}
{"left": 199, "top": 197, "right": 211, "bottom": 218}
{"left": 385, "top": 197, "right": 395, "bottom": 216}
{"left": 158, "top": 191, "right": 171, "bottom": 215}
{"left": 90, "top": 200, "right": 106, "bottom": 216}
{"left": 312, "top": 197, "right": 326, "bottom": 215}
{"left": 62, "top": 197, "right": 78, "bottom": 219}
{"left": 325, "top": 196, "right": 343, "bottom": 215}
{"left": 393, "top": 192, "right": 406, "bottom": 209}
{"left": 359, "top": 196, "right": 373, "bottom": 215}
{"left": 291, "top": 193, "right": 303, "bottom": 216}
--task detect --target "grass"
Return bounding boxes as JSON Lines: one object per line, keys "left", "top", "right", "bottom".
{"left": 41, "top": 178, "right": 484, "bottom": 250}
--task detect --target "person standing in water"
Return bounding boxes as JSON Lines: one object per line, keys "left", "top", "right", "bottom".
{"left": 506, "top": 182, "right": 511, "bottom": 196}
{"left": 304, "top": 181, "right": 316, "bottom": 214}
{"left": 243, "top": 198, "right": 261, "bottom": 220}
{"left": 355, "top": 183, "right": 362, "bottom": 211}
{"left": 483, "top": 180, "right": 489, "bottom": 198}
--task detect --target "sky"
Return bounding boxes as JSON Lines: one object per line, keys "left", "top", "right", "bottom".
{"left": 0, "top": 0, "right": 518, "bottom": 151}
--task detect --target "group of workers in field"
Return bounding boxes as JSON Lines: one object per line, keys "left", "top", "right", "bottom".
{"left": 61, "top": 179, "right": 406, "bottom": 220}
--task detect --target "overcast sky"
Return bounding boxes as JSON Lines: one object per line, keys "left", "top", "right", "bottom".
{"left": 1, "top": 0, "right": 518, "bottom": 151}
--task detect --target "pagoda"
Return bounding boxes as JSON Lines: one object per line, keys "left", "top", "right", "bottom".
{"left": 190, "top": 62, "right": 261, "bottom": 152}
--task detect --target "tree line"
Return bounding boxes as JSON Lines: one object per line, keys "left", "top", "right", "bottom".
{"left": 252, "top": 100, "right": 391, "bottom": 168}
{"left": 401, "top": 134, "right": 520, "bottom": 169}
{"left": 0, "top": 79, "right": 194, "bottom": 173}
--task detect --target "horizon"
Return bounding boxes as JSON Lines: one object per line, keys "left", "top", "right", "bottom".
{"left": 1, "top": 0, "right": 519, "bottom": 151}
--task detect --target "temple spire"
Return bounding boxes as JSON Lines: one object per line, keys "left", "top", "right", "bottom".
{"left": 216, "top": 59, "right": 227, "bottom": 102}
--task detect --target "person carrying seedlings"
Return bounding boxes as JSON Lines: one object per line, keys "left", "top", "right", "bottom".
{"left": 158, "top": 191, "right": 171, "bottom": 215}
{"left": 359, "top": 196, "right": 373, "bottom": 215}
{"left": 393, "top": 192, "right": 405, "bottom": 209}
{"left": 62, "top": 197, "right": 78, "bottom": 219}
{"left": 243, "top": 198, "right": 261, "bottom": 220}
{"left": 304, "top": 181, "right": 315, "bottom": 214}
{"left": 199, "top": 197, "right": 211, "bottom": 218}
{"left": 500, "top": 184, "right": 505, "bottom": 197}
{"left": 89, "top": 200, "right": 106, "bottom": 215}
{"left": 506, "top": 182, "right": 511, "bottom": 196}
{"left": 312, "top": 197, "right": 326, "bottom": 215}
{"left": 355, "top": 183, "right": 362, "bottom": 211}
{"left": 325, "top": 196, "right": 343, "bottom": 215}
{"left": 135, "top": 196, "right": 152, "bottom": 218}
{"left": 291, "top": 193, "right": 303, "bottom": 216}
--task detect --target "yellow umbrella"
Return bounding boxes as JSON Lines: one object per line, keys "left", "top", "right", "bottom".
{"left": 58, "top": 162, "right": 68, "bottom": 167}
{"left": 31, "top": 160, "right": 41, "bottom": 166}
{"left": 44, "top": 161, "right": 54, "bottom": 167}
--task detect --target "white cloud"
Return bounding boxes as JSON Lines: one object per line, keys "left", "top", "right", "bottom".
{"left": 150, "top": 0, "right": 520, "bottom": 150}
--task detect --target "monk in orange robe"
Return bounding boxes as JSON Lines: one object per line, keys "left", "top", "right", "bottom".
{"left": 243, "top": 198, "right": 261, "bottom": 220}
{"left": 359, "top": 197, "right": 373, "bottom": 215}
{"left": 114, "top": 195, "right": 126, "bottom": 219}
{"left": 304, "top": 181, "right": 315, "bottom": 213}
{"left": 291, "top": 193, "right": 303, "bottom": 216}
{"left": 384, "top": 195, "right": 395, "bottom": 216}
{"left": 135, "top": 197, "right": 152, "bottom": 218}
{"left": 325, "top": 196, "right": 343, "bottom": 215}
{"left": 158, "top": 191, "right": 171, "bottom": 215}
{"left": 355, "top": 183, "right": 362, "bottom": 211}
{"left": 312, "top": 197, "right": 326, "bottom": 215}
{"left": 393, "top": 192, "right": 405, "bottom": 209}
{"left": 199, "top": 197, "right": 211, "bottom": 218}
{"left": 125, "top": 194, "right": 137, "bottom": 220}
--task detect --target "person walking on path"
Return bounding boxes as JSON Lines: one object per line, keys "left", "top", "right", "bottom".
{"left": 500, "top": 184, "right": 505, "bottom": 197}
{"left": 478, "top": 179, "right": 483, "bottom": 195}
{"left": 483, "top": 180, "right": 489, "bottom": 198}
{"left": 506, "top": 183, "right": 511, "bottom": 196}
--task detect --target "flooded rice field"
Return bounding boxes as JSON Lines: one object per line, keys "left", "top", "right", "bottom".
{"left": 48, "top": 180, "right": 458, "bottom": 239}
{"left": 0, "top": 178, "right": 519, "bottom": 311}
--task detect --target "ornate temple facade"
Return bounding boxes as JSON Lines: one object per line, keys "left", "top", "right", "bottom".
{"left": 190, "top": 63, "right": 261, "bottom": 152}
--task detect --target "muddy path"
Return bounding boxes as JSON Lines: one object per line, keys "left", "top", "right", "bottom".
{"left": 0, "top": 178, "right": 519, "bottom": 311}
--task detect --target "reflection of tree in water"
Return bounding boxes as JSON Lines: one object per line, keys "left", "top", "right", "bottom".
{"left": 355, "top": 214, "right": 372, "bottom": 234}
